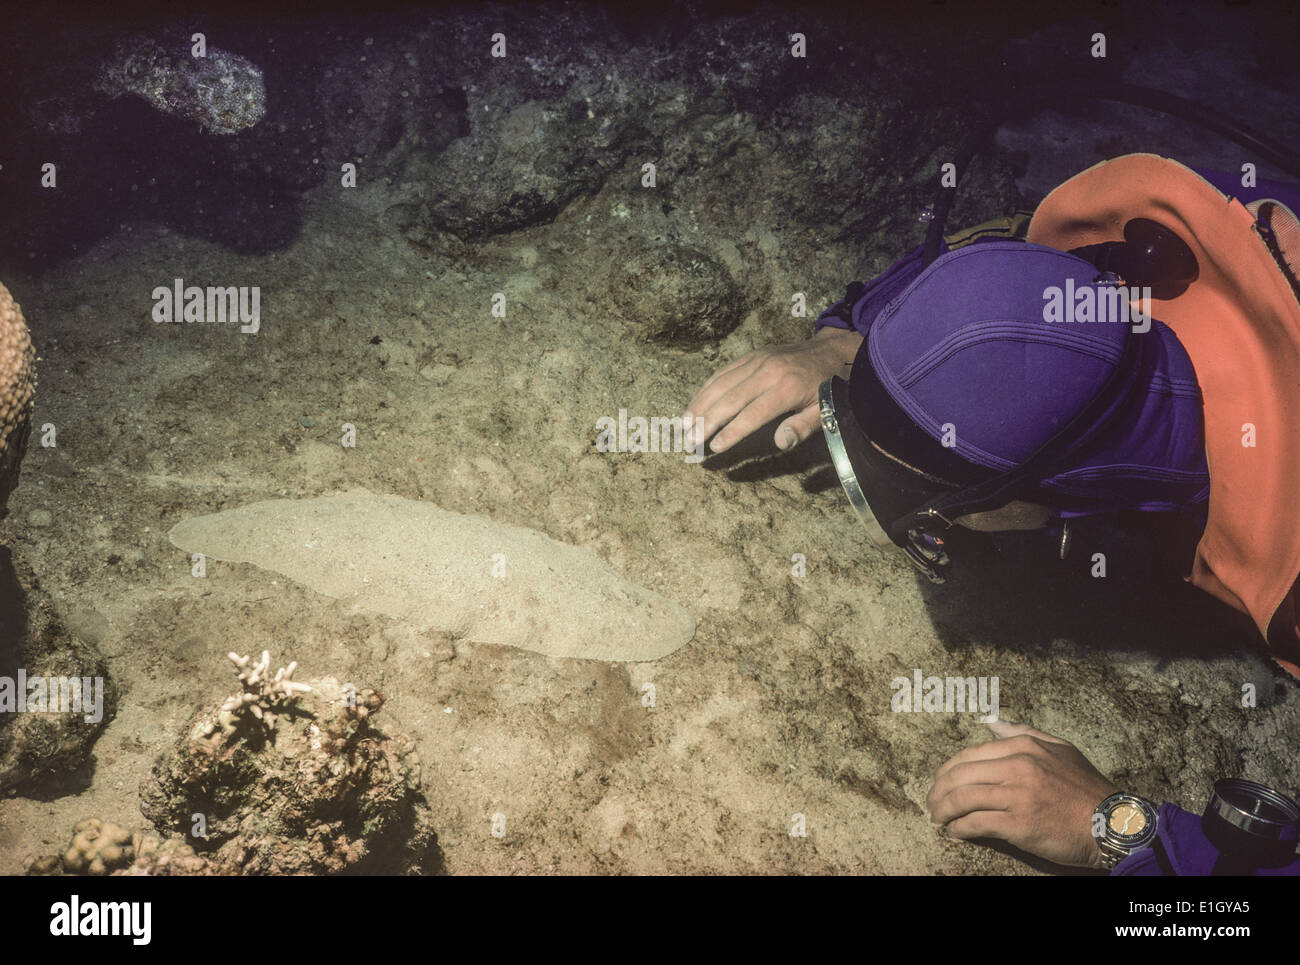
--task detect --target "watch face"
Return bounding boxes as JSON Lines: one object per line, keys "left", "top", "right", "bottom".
{"left": 1109, "top": 803, "right": 1148, "bottom": 839}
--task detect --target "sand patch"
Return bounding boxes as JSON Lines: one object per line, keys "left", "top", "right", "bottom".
{"left": 169, "top": 489, "right": 695, "bottom": 662}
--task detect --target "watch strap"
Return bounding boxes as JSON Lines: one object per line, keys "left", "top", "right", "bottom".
{"left": 1094, "top": 792, "right": 1160, "bottom": 870}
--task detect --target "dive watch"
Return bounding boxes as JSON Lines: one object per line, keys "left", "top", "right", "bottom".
{"left": 1093, "top": 792, "right": 1160, "bottom": 870}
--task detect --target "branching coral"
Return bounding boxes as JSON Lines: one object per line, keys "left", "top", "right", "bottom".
{"left": 217, "top": 651, "right": 311, "bottom": 736}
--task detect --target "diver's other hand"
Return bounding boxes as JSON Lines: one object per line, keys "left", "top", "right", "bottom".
{"left": 684, "top": 327, "right": 863, "bottom": 454}
{"left": 925, "top": 720, "right": 1119, "bottom": 870}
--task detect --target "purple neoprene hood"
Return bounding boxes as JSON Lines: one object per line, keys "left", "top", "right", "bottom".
{"left": 848, "top": 241, "right": 1210, "bottom": 518}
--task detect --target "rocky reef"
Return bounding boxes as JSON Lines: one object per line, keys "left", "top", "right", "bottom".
{"left": 95, "top": 35, "right": 267, "bottom": 135}
{"left": 0, "top": 592, "right": 117, "bottom": 796}
{"left": 29, "top": 652, "right": 440, "bottom": 875}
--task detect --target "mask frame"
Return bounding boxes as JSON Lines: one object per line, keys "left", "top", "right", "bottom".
{"left": 818, "top": 323, "right": 1142, "bottom": 583}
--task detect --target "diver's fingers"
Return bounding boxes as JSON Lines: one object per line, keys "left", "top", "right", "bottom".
{"left": 686, "top": 374, "right": 770, "bottom": 451}
{"left": 986, "top": 720, "right": 1069, "bottom": 745}
{"left": 926, "top": 758, "right": 1015, "bottom": 814}
{"left": 708, "top": 383, "right": 802, "bottom": 453}
{"left": 694, "top": 350, "right": 762, "bottom": 397}
{"left": 932, "top": 733, "right": 1047, "bottom": 785}
{"left": 927, "top": 782, "right": 1013, "bottom": 828}
{"left": 942, "top": 809, "right": 1015, "bottom": 843}
{"left": 774, "top": 402, "right": 821, "bottom": 451}
{"left": 684, "top": 355, "right": 765, "bottom": 440}
{"left": 687, "top": 349, "right": 770, "bottom": 414}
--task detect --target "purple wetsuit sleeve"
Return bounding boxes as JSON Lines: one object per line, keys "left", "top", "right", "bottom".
{"left": 813, "top": 239, "right": 949, "bottom": 336}
{"left": 1112, "top": 803, "right": 1300, "bottom": 876}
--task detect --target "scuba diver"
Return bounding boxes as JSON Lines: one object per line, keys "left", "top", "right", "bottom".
{"left": 683, "top": 86, "right": 1300, "bottom": 874}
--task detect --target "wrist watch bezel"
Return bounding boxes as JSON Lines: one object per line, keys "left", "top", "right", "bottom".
{"left": 1094, "top": 792, "right": 1160, "bottom": 870}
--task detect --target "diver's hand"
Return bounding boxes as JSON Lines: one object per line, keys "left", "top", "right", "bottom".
{"left": 684, "top": 327, "right": 863, "bottom": 454}
{"left": 926, "top": 720, "right": 1119, "bottom": 870}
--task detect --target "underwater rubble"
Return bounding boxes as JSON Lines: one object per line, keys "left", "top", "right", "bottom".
{"left": 29, "top": 653, "right": 440, "bottom": 876}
